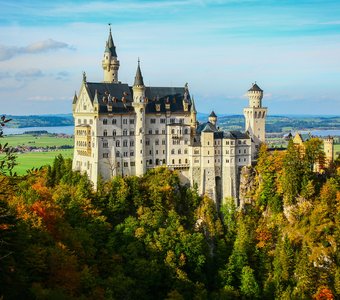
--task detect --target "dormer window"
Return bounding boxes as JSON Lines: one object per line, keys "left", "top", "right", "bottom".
{"left": 156, "top": 104, "right": 161, "bottom": 112}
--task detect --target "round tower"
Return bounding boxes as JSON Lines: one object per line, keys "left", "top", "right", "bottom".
{"left": 132, "top": 60, "right": 146, "bottom": 176}
{"left": 247, "top": 82, "right": 263, "bottom": 108}
{"left": 243, "top": 82, "right": 267, "bottom": 148}
{"left": 323, "top": 137, "right": 334, "bottom": 166}
{"left": 208, "top": 111, "right": 217, "bottom": 126}
{"left": 102, "top": 26, "right": 120, "bottom": 83}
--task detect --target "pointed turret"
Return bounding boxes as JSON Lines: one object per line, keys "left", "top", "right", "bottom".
{"left": 102, "top": 24, "right": 120, "bottom": 83}
{"left": 190, "top": 97, "right": 197, "bottom": 113}
{"left": 134, "top": 59, "right": 144, "bottom": 86}
{"left": 105, "top": 27, "right": 117, "bottom": 57}
{"left": 72, "top": 91, "right": 78, "bottom": 104}
{"left": 208, "top": 111, "right": 217, "bottom": 126}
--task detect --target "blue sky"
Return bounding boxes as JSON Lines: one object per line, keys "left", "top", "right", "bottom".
{"left": 0, "top": 0, "right": 340, "bottom": 115}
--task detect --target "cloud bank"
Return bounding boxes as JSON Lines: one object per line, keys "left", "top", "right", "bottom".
{"left": 0, "top": 39, "right": 73, "bottom": 61}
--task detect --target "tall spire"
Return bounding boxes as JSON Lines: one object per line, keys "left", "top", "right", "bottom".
{"left": 134, "top": 58, "right": 144, "bottom": 86}
{"left": 105, "top": 23, "right": 117, "bottom": 57}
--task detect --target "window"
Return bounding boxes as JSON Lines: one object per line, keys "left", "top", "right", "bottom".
{"left": 103, "top": 153, "right": 109, "bottom": 158}
{"left": 162, "top": 130, "right": 166, "bottom": 134}
{"left": 179, "top": 159, "right": 182, "bottom": 164}
{"left": 155, "top": 139, "right": 159, "bottom": 145}
{"left": 124, "top": 162, "right": 128, "bottom": 167}
{"left": 103, "top": 119, "right": 107, "bottom": 125}
{"left": 116, "top": 151, "right": 120, "bottom": 157}
{"left": 155, "top": 129, "right": 159, "bottom": 134}
{"left": 149, "top": 129, "right": 152, "bottom": 134}
{"left": 184, "top": 149, "right": 188, "bottom": 154}
{"left": 116, "top": 140, "right": 120, "bottom": 147}
{"left": 171, "top": 129, "right": 175, "bottom": 134}
{"left": 184, "top": 139, "right": 188, "bottom": 145}
{"left": 146, "top": 140, "right": 150, "bottom": 145}
{"left": 150, "top": 119, "right": 156, "bottom": 124}
{"left": 90, "top": 119, "right": 93, "bottom": 125}
{"left": 123, "top": 130, "right": 128, "bottom": 136}
{"left": 149, "top": 159, "right": 152, "bottom": 165}
{"left": 160, "top": 118, "right": 166, "bottom": 124}
{"left": 129, "top": 119, "right": 134, "bottom": 124}
{"left": 172, "top": 159, "right": 175, "bottom": 164}
{"left": 123, "top": 119, "right": 127, "bottom": 124}
{"left": 123, "top": 152, "right": 128, "bottom": 157}
{"left": 171, "top": 149, "right": 175, "bottom": 154}
{"left": 244, "top": 149, "right": 247, "bottom": 153}
{"left": 179, "top": 118, "right": 184, "bottom": 124}
{"left": 130, "top": 151, "right": 134, "bottom": 156}
{"left": 113, "top": 130, "right": 116, "bottom": 136}
{"left": 162, "top": 139, "right": 166, "bottom": 145}
{"left": 103, "top": 129, "right": 107, "bottom": 137}
{"left": 238, "top": 140, "right": 241, "bottom": 144}
{"left": 185, "top": 159, "right": 188, "bottom": 163}
{"left": 184, "top": 128, "right": 188, "bottom": 134}
{"left": 103, "top": 142, "right": 108, "bottom": 148}
{"left": 130, "top": 130, "right": 135, "bottom": 135}
{"left": 117, "top": 162, "right": 120, "bottom": 167}
{"left": 130, "top": 162, "right": 135, "bottom": 166}
{"left": 226, "top": 150, "right": 229, "bottom": 154}
{"left": 226, "top": 141, "right": 229, "bottom": 145}
{"left": 170, "top": 118, "right": 175, "bottom": 124}
{"left": 123, "top": 140, "right": 128, "bottom": 147}
{"left": 130, "top": 140, "right": 134, "bottom": 147}
{"left": 178, "top": 149, "right": 181, "bottom": 154}
{"left": 112, "top": 119, "right": 117, "bottom": 124}
{"left": 156, "top": 150, "right": 158, "bottom": 154}
{"left": 149, "top": 150, "right": 152, "bottom": 155}
{"left": 239, "top": 150, "right": 241, "bottom": 154}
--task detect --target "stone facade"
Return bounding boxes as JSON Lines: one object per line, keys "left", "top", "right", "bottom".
{"left": 72, "top": 29, "right": 267, "bottom": 206}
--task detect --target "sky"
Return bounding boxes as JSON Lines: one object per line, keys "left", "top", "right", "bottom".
{"left": 0, "top": 0, "right": 340, "bottom": 116}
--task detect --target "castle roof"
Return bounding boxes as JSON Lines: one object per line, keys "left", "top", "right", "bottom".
{"left": 209, "top": 111, "right": 217, "bottom": 118}
{"left": 84, "top": 82, "right": 193, "bottom": 114}
{"left": 105, "top": 28, "right": 117, "bottom": 57}
{"left": 248, "top": 83, "right": 263, "bottom": 92}
{"left": 134, "top": 60, "right": 144, "bottom": 86}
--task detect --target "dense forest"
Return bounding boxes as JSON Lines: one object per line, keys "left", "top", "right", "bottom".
{"left": 0, "top": 138, "right": 339, "bottom": 299}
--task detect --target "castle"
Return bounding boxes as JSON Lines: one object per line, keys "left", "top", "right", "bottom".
{"left": 72, "top": 28, "right": 267, "bottom": 206}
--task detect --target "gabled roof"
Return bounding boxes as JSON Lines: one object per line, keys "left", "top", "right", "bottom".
{"left": 196, "top": 121, "right": 217, "bottom": 134}
{"left": 248, "top": 83, "right": 263, "bottom": 92}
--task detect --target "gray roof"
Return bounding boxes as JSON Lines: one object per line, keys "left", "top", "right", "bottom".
{"left": 215, "top": 131, "right": 250, "bottom": 139}
{"left": 196, "top": 121, "right": 217, "bottom": 133}
{"left": 209, "top": 111, "right": 217, "bottom": 118}
{"left": 105, "top": 29, "right": 117, "bottom": 57}
{"left": 84, "top": 82, "right": 193, "bottom": 114}
{"left": 248, "top": 83, "right": 263, "bottom": 92}
{"left": 134, "top": 61, "right": 144, "bottom": 86}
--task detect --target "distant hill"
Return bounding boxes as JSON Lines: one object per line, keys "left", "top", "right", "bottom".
{"left": 6, "top": 114, "right": 73, "bottom": 128}
{"left": 4, "top": 113, "right": 340, "bottom": 133}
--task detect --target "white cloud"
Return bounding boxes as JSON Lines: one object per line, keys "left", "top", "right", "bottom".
{"left": 0, "top": 39, "right": 74, "bottom": 61}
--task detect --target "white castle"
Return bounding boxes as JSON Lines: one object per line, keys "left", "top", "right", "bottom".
{"left": 72, "top": 28, "right": 267, "bottom": 206}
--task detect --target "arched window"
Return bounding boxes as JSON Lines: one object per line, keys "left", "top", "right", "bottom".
{"left": 116, "top": 140, "right": 120, "bottom": 147}
{"left": 103, "top": 119, "right": 108, "bottom": 125}
{"left": 123, "top": 129, "right": 127, "bottom": 136}
{"left": 179, "top": 159, "right": 182, "bottom": 164}
{"left": 113, "top": 130, "right": 116, "bottom": 136}
{"left": 123, "top": 140, "right": 128, "bottom": 147}
{"left": 184, "top": 128, "right": 188, "bottom": 134}
{"left": 171, "top": 149, "right": 175, "bottom": 154}
{"left": 103, "top": 129, "right": 107, "bottom": 136}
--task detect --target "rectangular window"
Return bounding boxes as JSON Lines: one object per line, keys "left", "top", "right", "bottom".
{"left": 103, "top": 153, "right": 109, "bottom": 158}
{"left": 129, "top": 119, "right": 134, "bottom": 124}
{"left": 170, "top": 118, "right": 175, "bottom": 124}
{"left": 124, "top": 162, "right": 128, "bottom": 167}
{"left": 148, "top": 129, "right": 152, "bottom": 134}
{"left": 150, "top": 119, "right": 156, "bottom": 124}
{"left": 160, "top": 118, "right": 166, "bottom": 124}
{"left": 130, "top": 162, "right": 135, "bottom": 166}
{"left": 123, "top": 119, "right": 128, "bottom": 124}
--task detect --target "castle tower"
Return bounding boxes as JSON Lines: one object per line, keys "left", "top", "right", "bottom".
{"left": 102, "top": 26, "right": 120, "bottom": 83}
{"left": 132, "top": 59, "right": 146, "bottom": 176}
{"left": 190, "top": 96, "right": 197, "bottom": 129}
{"left": 324, "top": 137, "right": 334, "bottom": 167}
{"left": 243, "top": 83, "right": 267, "bottom": 146}
{"left": 208, "top": 111, "right": 217, "bottom": 126}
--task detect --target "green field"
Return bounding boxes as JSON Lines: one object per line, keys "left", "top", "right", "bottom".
{"left": 334, "top": 144, "right": 340, "bottom": 157}
{"left": 12, "top": 149, "right": 74, "bottom": 175}
{"left": 1, "top": 134, "right": 74, "bottom": 175}
{"left": 2, "top": 134, "right": 73, "bottom": 147}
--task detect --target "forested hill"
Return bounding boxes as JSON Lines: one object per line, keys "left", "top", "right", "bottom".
{"left": 6, "top": 114, "right": 73, "bottom": 128}
{"left": 1, "top": 139, "right": 339, "bottom": 299}
{"left": 4, "top": 114, "right": 340, "bottom": 133}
